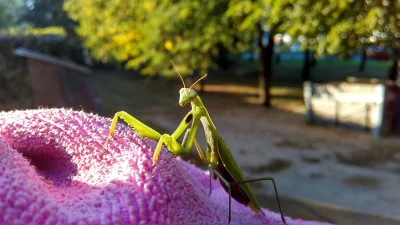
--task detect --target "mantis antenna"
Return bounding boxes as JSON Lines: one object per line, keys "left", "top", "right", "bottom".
{"left": 170, "top": 60, "right": 186, "bottom": 88}
{"left": 190, "top": 73, "right": 207, "bottom": 90}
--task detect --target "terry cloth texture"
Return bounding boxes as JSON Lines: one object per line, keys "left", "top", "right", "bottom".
{"left": 0, "top": 108, "right": 332, "bottom": 225}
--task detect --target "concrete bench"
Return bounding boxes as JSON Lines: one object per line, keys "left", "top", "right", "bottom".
{"left": 304, "top": 80, "right": 400, "bottom": 137}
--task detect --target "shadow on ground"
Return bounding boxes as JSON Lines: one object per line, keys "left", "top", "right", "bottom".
{"left": 259, "top": 195, "right": 400, "bottom": 225}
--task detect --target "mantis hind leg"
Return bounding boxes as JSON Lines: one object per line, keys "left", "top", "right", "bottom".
{"left": 209, "top": 166, "right": 286, "bottom": 225}
{"left": 231, "top": 177, "right": 286, "bottom": 225}
{"left": 102, "top": 111, "right": 162, "bottom": 154}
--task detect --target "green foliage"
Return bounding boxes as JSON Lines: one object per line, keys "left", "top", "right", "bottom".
{"left": 0, "top": 0, "right": 21, "bottom": 28}
{"left": 65, "top": 0, "right": 236, "bottom": 76}
{"left": 0, "top": 26, "right": 82, "bottom": 109}
{"left": 64, "top": 0, "right": 399, "bottom": 76}
{"left": 225, "top": 0, "right": 294, "bottom": 47}
{"left": 0, "top": 25, "right": 86, "bottom": 64}
{"left": 16, "top": 0, "right": 85, "bottom": 64}
{"left": 19, "top": 0, "right": 75, "bottom": 32}
{"left": 64, "top": 0, "right": 302, "bottom": 78}
{"left": 0, "top": 26, "right": 66, "bottom": 37}
{"left": 286, "top": 0, "right": 400, "bottom": 57}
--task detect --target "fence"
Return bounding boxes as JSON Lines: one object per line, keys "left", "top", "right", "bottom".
{"left": 13, "top": 48, "right": 102, "bottom": 113}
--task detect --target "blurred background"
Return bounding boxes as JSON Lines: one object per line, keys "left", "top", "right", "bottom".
{"left": 1, "top": 0, "right": 400, "bottom": 224}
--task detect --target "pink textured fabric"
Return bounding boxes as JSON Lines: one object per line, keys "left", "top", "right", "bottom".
{"left": 0, "top": 108, "right": 331, "bottom": 225}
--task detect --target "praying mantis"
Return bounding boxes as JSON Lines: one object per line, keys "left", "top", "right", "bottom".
{"left": 102, "top": 61, "right": 287, "bottom": 225}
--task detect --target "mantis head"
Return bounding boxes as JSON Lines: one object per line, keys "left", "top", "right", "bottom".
{"left": 179, "top": 88, "right": 198, "bottom": 106}
{"left": 170, "top": 60, "right": 207, "bottom": 107}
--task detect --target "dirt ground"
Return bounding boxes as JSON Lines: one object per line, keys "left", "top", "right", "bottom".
{"left": 89, "top": 70, "right": 400, "bottom": 223}
{"left": 147, "top": 103, "right": 400, "bottom": 221}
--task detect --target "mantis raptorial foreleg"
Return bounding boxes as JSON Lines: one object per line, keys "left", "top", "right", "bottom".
{"left": 181, "top": 128, "right": 191, "bottom": 147}
{"left": 103, "top": 110, "right": 204, "bottom": 166}
{"left": 153, "top": 110, "right": 202, "bottom": 165}
{"left": 108, "top": 111, "right": 162, "bottom": 140}
{"left": 102, "top": 111, "right": 162, "bottom": 154}
{"left": 181, "top": 130, "right": 206, "bottom": 162}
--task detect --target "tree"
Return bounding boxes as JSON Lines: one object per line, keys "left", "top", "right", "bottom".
{"left": 19, "top": 0, "right": 74, "bottom": 31}
{"left": 226, "top": 0, "right": 294, "bottom": 107}
{"left": 18, "top": 0, "right": 85, "bottom": 63}
{"left": 283, "top": 0, "right": 344, "bottom": 82}
{"left": 65, "top": 1, "right": 235, "bottom": 77}
{"left": 287, "top": 0, "right": 400, "bottom": 81}
{"left": 327, "top": 0, "right": 400, "bottom": 81}
{"left": 0, "top": 0, "right": 21, "bottom": 29}
{"left": 389, "top": 39, "right": 400, "bottom": 81}
{"left": 359, "top": 48, "right": 367, "bottom": 72}
{"left": 65, "top": 0, "right": 301, "bottom": 107}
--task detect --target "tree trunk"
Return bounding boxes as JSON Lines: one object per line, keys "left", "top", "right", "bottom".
{"left": 302, "top": 48, "right": 310, "bottom": 82}
{"left": 275, "top": 54, "right": 281, "bottom": 64}
{"left": 310, "top": 51, "right": 317, "bottom": 67}
{"left": 389, "top": 39, "right": 400, "bottom": 82}
{"left": 388, "top": 58, "right": 400, "bottom": 82}
{"left": 359, "top": 48, "right": 367, "bottom": 72}
{"left": 275, "top": 38, "right": 282, "bottom": 65}
{"left": 258, "top": 29, "right": 274, "bottom": 107}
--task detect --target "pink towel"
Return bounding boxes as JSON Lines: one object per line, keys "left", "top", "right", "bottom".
{"left": 0, "top": 109, "right": 331, "bottom": 225}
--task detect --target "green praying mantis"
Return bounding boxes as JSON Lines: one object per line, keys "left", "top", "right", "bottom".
{"left": 102, "top": 61, "right": 287, "bottom": 225}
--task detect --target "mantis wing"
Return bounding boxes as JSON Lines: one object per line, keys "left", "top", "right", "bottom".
{"left": 200, "top": 117, "right": 262, "bottom": 212}
{"left": 216, "top": 135, "right": 262, "bottom": 212}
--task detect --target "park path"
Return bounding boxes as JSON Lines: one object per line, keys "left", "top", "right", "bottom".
{"left": 89, "top": 70, "right": 400, "bottom": 223}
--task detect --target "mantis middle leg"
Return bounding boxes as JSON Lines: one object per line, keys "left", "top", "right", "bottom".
{"left": 152, "top": 109, "right": 203, "bottom": 165}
